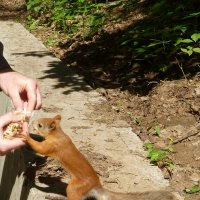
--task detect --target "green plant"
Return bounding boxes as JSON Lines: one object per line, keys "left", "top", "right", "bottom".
{"left": 26, "top": 0, "right": 106, "bottom": 36}
{"left": 26, "top": 15, "right": 40, "bottom": 30}
{"left": 145, "top": 142, "right": 175, "bottom": 169}
{"left": 120, "top": 0, "right": 200, "bottom": 77}
{"left": 175, "top": 33, "right": 200, "bottom": 56}
{"left": 27, "top": 0, "right": 44, "bottom": 15}
{"left": 44, "top": 36, "right": 57, "bottom": 47}
{"left": 26, "top": 0, "right": 200, "bottom": 81}
{"left": 184, "top": 184, "right": 200, "bottom": 194}
{"left": 147, "top": 125, "right": 161, "bottom": 136}
{"left": 88, "top": 12, "right": 105, "bottom": 35}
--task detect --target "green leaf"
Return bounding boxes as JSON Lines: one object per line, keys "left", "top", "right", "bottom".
{"left": 159, "top": 64, "right": 168, "bottom": 73}
{"left": 148, "top": 41, "right": 170, "bottom": 47}
{"left": 145, "top": 142, "right": 174, "bottom": 167}
{"left": 187, "top": 46, "right": 193, "bottom": 50}
{"left": 44, "top": 37, "right": 57, "bottom": 47}
{"left": 173, "top": 25, "right": 187, "bottom": 33}
{"left": 120, "top": 39, "right": 132, "bottom": 46}
{"left": 148, "top": 149, "right": 166, "bottom": 162}
{"left": 181, "top": 48, "right": 193, "bottom": 56}
{"left": 136, "top": 47, "right": 146, "bottom": 53}
{"left": 193, "top": 48, "right": 200, "bottom": 53}
{"left": 145, "top": 142, "right": 153, "bottom": 150}
{"left": 78, "top": 0, "right": 85, "bottom": 3}
{"left": 153, "top": 125, "right": 161, "bottom": 136}
{"left": 185, "top": 185, "right": 200, "bottom": 194}
{"left": 183, "top": 12, "right": 200, "bottom": 19}
{"left": 175, "top": 38, "right": 193, "bottom": 46}
{"left": 191, "top": 33, "right": 200, "bottom": 42}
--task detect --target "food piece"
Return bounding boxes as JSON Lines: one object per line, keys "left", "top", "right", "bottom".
{"left": 3, "top": 121, "right": 23, "bottom": 139}
{"left": 3, "top": 111, "right": 31, "bottom": 140}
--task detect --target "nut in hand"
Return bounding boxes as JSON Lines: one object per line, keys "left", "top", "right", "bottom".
{"left": 3, "top": 111, "right": 31, "bottom": 140}
{"left": 3, "top": 121, "right": 23, "bottom": 139}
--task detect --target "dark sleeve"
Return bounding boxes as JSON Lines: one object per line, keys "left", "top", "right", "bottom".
{"left": 0, "top": 41, "right": 3, "bottom": 55}
{"left": 0, "top": 42, "right": 11, "bottom": 70}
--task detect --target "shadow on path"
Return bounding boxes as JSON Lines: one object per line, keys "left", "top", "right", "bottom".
{"left": 12, "top": 51, "right": 92, "bottom": 95}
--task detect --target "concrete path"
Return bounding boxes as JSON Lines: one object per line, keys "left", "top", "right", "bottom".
{"left": 0, "top": 20, "right": 169, "bottom": 199}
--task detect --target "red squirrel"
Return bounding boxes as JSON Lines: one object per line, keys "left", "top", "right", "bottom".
{"left": 21, "top": 115, "right": 182, "bottom": 200}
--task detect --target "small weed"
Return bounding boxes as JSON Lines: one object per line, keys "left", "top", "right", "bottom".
{"left": 88, "top": 12, "right": 105, "bottom": 35}
{"left": 184, "top": 184, "right": 200, "bottom": 194}
{"left": 153, "top": 125, "right": 161, "bottom": 136}
{"left": 147, "top": 125, "right": 161, "bottom": 136}
{"left": 44, "top": 36, "right": 57, "bottom": 47}
{"left": 27, "top": 15, "right": 40, "bottom": 30}
{"left": 145, "top": 142, "right": 175, "bottom": 169}
{"left": 175, "top": 33, "right": 200, "bottom": 56}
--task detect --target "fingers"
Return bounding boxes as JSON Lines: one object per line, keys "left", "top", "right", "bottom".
{"left": 0, "top": 112, "right": 27, "bottom": 155}
{"left": 22, "top": 121, "right": 29, "bottom": 133}
{"left": 26, "top": 80, "right": 37, "bottom": 112}
{"left": 0, "top": 112, "right": 22, "bottom": 128}
{"left": 1, "top": 71, "right": 42, "bottom": 112}
{"left": 26, "top": 80, "right": 42, "bottom": 112}
{"left": 36, "top": 87, "right": 42, "bottom": 110}
{"left": 0, "top": 113, "right": 26, "bottom": 155}
{"left": 0, "top": 138, "right": 26, "bottom": 155}
{"left": 10, "top": 91, "right": 24, "bottom": 111}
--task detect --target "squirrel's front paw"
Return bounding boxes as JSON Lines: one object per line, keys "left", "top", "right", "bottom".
{"left": 16, "top": 132, "right": 28, "bottom": 141}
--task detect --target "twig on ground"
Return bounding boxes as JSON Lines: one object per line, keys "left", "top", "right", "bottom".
{"left": 173, "top": 123, "right": 200, "bottom": 144}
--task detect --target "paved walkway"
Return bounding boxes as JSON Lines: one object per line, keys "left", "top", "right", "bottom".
{"left": 0, "top": 20, "right": 169, "bottom": 199}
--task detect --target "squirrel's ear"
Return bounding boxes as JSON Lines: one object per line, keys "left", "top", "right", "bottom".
{"left": 54, "top": 115, "right": 61, "bottom": 121}
{"left": 49, "top": 122, "right": 56, "bottom": 130}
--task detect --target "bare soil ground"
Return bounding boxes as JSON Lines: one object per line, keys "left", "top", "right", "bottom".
{"left": 91, "top": 78, "right": 200, "bottom": 200}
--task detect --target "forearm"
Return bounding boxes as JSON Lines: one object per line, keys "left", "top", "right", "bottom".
{"left": 0, "top": 42, "right": 13, "bottom": 93}
{"left": 0, "top": 42, "right": 12, "bottom": 71}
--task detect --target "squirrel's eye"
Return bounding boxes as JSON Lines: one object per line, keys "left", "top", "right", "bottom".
{"left": 38, "top": 123, "right": 43, "bottom": 128}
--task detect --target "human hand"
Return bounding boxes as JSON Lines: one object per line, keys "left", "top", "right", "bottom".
{"left": 0, "top": 69, "right": 42, "bottom": 112}
{"left": 0, "top": 112, "right": 27, "bottom": 156}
